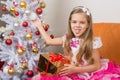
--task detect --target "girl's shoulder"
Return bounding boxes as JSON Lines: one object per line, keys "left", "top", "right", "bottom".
{"left": 93, "top": 36, "right": 103, "bottom": 49}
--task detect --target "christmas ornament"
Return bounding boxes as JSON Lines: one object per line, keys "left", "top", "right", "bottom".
{"left": 0, "top": 32, "right": 5, "bottom": 41}
{"left": 3, "top": 67, "right": 9, "bottom": 74}
{"left": 22, "top": 47, "right": 26, "bottom": 53}
{"left": 50, "top": 34, "right": 54, "bottom": 39}
{"left": 16, "top": 67, "right": 23, "bottom": 74}
{"left": 9, "top": 30, "right": 15, "bottom": 36}
{"left": 29, "top": 12, "right": 38, "bottom": 20}
{"left": 27, "top": 70, "right": 34, "bottom": 77}
{"left": 35, "top": 30, "right": 40, "bottom": 35}
{"left": 8, "top": 67, "right": 15, "bottom": 75}
{"left": 21, "top": 62, "right": 28, "bottom": 69}
{"left": 20, "top": 0, "right": 27, "bottom": 8}
{"left": 10, "top": 7, "right": 15, "bottom": 13}
{"left": 43, "top": 24, "right": 49, "bottom": 31}
{"left": 14, "top": 22, "right": 19, "bottom": 27}
{"left": 5, "top": 39, "right": 12, "bottom": 45}
{"left": 17, "top": 48, "right": 24, "bottom": 55}
{"left": 32, "top": 47, "right": 39, "bottom": 54}
{"left": 36, "top": 8, "right": 42, "bottom": 14}
{"left": 2, "top": 6, "right": 6, "bottom": 11}
{"left": 22, "top": 21, "right": 28, "bottom": 27}
{"left": 40, "top": 2, "right": 46, "bottom": 8}
{"left": 25, "top": 9, "right": 30, "bottom": 15}
{"left": 26, "top": 33, "right": 32, "bottom": 40}
{"left": 14, "top": 11, "right": 19, "bottom": 16}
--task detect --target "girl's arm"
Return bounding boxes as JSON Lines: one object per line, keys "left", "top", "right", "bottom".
{"left": 31, "top": 18, "right": 63, "bottom": 46}
{"left": 59, "top": 49, "right": 101, "bottom": 76}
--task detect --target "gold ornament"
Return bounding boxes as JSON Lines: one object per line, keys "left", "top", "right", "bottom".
{"left": 17, "top": 48, "right": 24, "bottom": 55}
{"left": 20, "top": 0, "right": 27, "bottom": 8}
{"left": 26, "top": 33, "right": 32, "bottom": 40}
{"left": 8, "top": 67, "right": 15, "bottom": 75}
{"left": 21, "top": 62, "right": 28, "bottom": 69}
{"left": 22, "top": 48, "right": 26, "bottom": 53}
{"left": 10, "top": 7, "right": 15, "bottom": 13}
{"left": 40, "top": 2, "right": 46, "bottom": 8}
{"left": 32, "top": 47, "right": 39, "bottom": 54}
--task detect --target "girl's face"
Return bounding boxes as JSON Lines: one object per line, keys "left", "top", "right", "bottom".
{"left": 70, "top": 13, "right": 88, "bottom": 38}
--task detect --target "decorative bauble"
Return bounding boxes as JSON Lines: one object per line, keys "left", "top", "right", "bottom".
{"left": 43, "top": 24, "right": 49, "bottom": 31}
{"left": 8, "top": 67, "right": 15, "bottom": 75}
{"left": 35, "top": 30, "right": 40, "bottom": 35}
{"left": 14, "top": 22, "right": 19, "bottom": 27}
{"left": 26, "top": 33, "right": 32, "bottom": 40}
{"left": 5, "top": 39, "right": 12, "bottom": 45}
{"left": 3, "top": 66, "right": 9, "bottom": 74}
{"left": 17, "top": 48, "right": 24, "bottom": 55}
{"left": 20, "top": 0, "right": 27, "bottom": 8}
{"left": 40, "top": 2, "right": 46, "bottom": 8}
{"left": 16, "top": 67, "right": 23, "bottom": 74}
{"left": 22, "top": 21, "right": 28, "bottom": 27}
{"left": 14, "top": 11, "right": 19, "bottom": 16}
{"left": 10, "top": 7, "right": 15, "bottom": 13}
{"left": 0, "top": 32, "right": 5, "bottom": 41}
{"left": 32, "top": 47, "right": 39, "bottom": 54}
{"left": 25, "top": 10, "right": 30, "bottom": 15}
{"left": 21, "top": 62, "right": 28, "bottom": 69}
{"left": 2, "top": 6, "right": 6, "bottom": 11}
{"left": 9, "top": 31, "right": 15, "bottom": 36}
{"left": 22, "top": 48, "right": 26, "bottom": 52}
{"left": 29, "top": 12, "right": 38, "bottom": 20}
{"left": 36, "top": 8, "right": 42, "bottom": 14}
{"left": 50, "top": 34, "right": 54, "bottom": 39}
{"left": 27, "top": 70, "right": 34, "bottom": 77}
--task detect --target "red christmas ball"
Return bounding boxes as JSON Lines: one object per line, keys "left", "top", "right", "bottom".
{"left": 27, "top": 70, "right": 34, "bottom": 77}
{"left": 22, "top": 21, "right": 28, "bottom": 27}
{"left": 2, "top": 6, "right": 6, "bottom": 11}
{"left": 15, "top": 11, "right": 19, "bottom": 16}
{"left": 44, "top": 25, "right": 49, "bottom": 31}
{"left": 10, "top": 31, "right": 15, "bottom": 36}
{"left": 35, "top": 31, "right": 40, "bottom": 35}
{"left": 50, "top": 34, "right": 54, "bottom": 39}
{"left": 5, "top": 39, "right": 12, "bottom": 45}
{"left": 36, "top": 8, "right": 42, "bottom": 14}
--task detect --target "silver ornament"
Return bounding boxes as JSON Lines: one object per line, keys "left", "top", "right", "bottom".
{"left": 14, "top": 22, "right": 19, "bottom": 27}
{"left": 25, "top": 10, "right": 30, "bottom": 15}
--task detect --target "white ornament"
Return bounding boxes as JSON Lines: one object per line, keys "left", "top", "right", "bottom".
{"left": 29, "top": 12, "right": 38, "bottom": 20}
{"left": 25, "top": 10, "right": 31, "bottom": 15}
{"left": 3, "top": 66, "right": 9, "bottom": 74}
{"left": 14, "top": 23, "right": 19, "bottom": 27}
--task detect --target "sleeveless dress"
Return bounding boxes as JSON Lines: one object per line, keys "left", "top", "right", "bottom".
{"left": 32, "top": 36, "right": 120, "bottom": 80}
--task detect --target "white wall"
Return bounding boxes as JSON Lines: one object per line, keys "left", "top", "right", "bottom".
{"left": 44, "top": 0, "right": 120, "bottom": 53}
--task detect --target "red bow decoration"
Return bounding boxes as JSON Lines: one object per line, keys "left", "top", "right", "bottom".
{"left": 49, "top": 53, "right": 70, "bottom": 63}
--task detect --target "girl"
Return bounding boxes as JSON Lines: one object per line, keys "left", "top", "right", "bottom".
{"left": 31, "top": 6, "right": 120, "bottom": 80}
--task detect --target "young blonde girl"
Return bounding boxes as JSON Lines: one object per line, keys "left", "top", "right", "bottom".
{"left": 31, "top": 6, "right": 120, "bottom": 80}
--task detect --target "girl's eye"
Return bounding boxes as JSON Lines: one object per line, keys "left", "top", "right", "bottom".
{"left": 80, "top": 21, "right": 85, "bottom": 24}
{"left": 71, "top": 21, "right": 77, "bottom": 24}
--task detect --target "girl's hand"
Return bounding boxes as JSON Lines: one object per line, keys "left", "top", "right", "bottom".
{"left": 30, "top": 18, "right": 43, "bottom": 29}
{"left": 59, "top": 64, "right": 77, "bottom": 76}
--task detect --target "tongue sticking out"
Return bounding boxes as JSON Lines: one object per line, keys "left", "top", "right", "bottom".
{"left": 75, "top": 29, "right": 81, "bottom": 34}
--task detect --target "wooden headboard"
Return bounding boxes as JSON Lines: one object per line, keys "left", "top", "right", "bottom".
{"left": 93, "top": 23, "right": 120, "bottom": 65}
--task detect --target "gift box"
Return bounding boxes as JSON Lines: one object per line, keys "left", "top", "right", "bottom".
{"left": 37, "top": 53, "right": 70, "bottom": 75}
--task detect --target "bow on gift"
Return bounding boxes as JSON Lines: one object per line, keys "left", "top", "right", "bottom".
{"left": 49, "top": 54, "right": 70, "bottom": 63}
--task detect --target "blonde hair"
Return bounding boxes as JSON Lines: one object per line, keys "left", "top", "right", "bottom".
{"left": 64, "top": 6, "right": 93, "bottom": 64}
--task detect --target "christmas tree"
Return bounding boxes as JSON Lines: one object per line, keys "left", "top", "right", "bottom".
{"left": 0, "top": 0, "right": 52, "bottom": 79}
